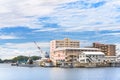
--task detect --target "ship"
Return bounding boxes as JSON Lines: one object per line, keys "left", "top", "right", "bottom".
{"left": 11, "top": 58, "right": 39, "bottom": 67}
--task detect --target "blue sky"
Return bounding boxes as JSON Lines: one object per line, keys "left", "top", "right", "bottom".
{"left": 0, "top": 0, "right": 120, "bottom": 59}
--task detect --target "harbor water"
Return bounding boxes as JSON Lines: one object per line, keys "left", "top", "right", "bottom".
{"left": 0, "top": 64, "right": 120, "bottom": 80}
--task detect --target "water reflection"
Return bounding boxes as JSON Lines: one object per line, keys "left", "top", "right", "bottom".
{"left": 0, "top": 64, "right": 120, "bottom": 80}
{"left": 50, "top": 68, "right": 120, "bottom": 80}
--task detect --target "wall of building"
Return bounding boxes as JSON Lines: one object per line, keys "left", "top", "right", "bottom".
{"left": 50, "top": 38, "right": 80, "bottom": 64}
{"left": 93, "top": 43, "right": 116, "bottom": 56}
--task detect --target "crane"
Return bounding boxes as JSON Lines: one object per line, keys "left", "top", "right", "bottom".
{"left": 34, "top": 41, "right": 44, "bottom": 58}
{"left": 34, "top": 41, "right": 50, "bottom": 59}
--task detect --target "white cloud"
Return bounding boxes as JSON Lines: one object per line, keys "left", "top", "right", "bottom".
{"left": 0, "top": 0, "right": 77, "bottom": 29}
{"left": 80, "top": 40, "right": 92, "bottom": 47}
{"left": 1, "top": 0, "right": 120, "bottom": 59}
{"left": 102, "top": 32, "right": 120, "bottom": 36}
{"left": 0, "top": 35, "right": 19, "bottom": 39}
{"left": 42, "top": 0, "right": 120, "bottom": 32}
{"left": 0, "top": 42, "right": 50, "bottom": 59}
{"left": 0, "top": 0, "right": 120, "bottom": 32}
{"left": 34, "top": 28, "right": 57, "bottom": 32}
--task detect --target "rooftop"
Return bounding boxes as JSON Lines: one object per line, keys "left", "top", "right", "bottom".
{"left": 54, "top": 47, "right": 100, "bottom": 51}
{"left": 82, "top": 52, "right": 105, "bottom": 55}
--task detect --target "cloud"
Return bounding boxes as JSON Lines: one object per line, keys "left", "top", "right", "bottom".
{"left": 61, "top": 0, "right": 106, "bottom": 9}
{"left": 35, "top": 0, "right": 120, "bottom": 32}
{"left": 0, "top": 0, "right": 77, "bottom": 29}
{"left": 1, "top": 0, "right": 120, "bottom": 59}
{"left": 0, "top": 0, "right": 120, "bottom": 32}
{"left": 102, "top": 32, "right": 120, "bottom": 36}
{"left": 0, "top": 42, "right": 50, "bottom": 59}
{"left": 35, "top": 28, "right": 57, "bottom": 32}
{"left": 0, "top": 35, "right": 19, "bottom": 39}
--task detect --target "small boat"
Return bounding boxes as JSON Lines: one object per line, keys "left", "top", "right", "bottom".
{"left": 39, "top": 58, "right": 54, "bottom": 67}
{"left": 11, "top": 63, "right": 18, "bottom": 66}
{"left": 11, "top": 58, "right": 39, "bottom": 67}
{"left": 59, "top": 62, "right": 73, "bottom": 68}
{"left": 18, "top": 63, "right": 39, "bottom": 67}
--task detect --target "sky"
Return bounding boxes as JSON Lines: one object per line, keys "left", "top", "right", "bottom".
{"left": 0, "top": 0, "right": 120, "bottom": 59}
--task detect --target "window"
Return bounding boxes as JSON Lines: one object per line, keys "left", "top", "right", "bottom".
{"left": 58, "top": 54, "right": 60, "bottom": 57}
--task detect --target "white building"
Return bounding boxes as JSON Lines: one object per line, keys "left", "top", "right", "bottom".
{"left": 79, "top": 51, "right": 105, "bottom": 63}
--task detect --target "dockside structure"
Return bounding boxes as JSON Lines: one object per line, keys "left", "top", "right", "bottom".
{"left": 50, "top": 38, "right": 80, "bottom": 66}
{"left": 50, "top": 38, "right": 106, "bottom": 66}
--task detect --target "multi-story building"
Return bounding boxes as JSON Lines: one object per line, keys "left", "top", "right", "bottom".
{"left": 93, "top": 43, "right": 116, "bottom": 56}
{"left": 50, "top": 38, "right": 80, "bottom": 53}
{"left": 50, "top": 38, "right": 80, "bottom": 65}
{"left": 50, "top": 38, "right": 80, "bottom": 54}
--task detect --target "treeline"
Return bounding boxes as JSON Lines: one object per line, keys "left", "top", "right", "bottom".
{"left": 12, "top": 55, "right": 41, "bottom": 63}
{"left": 0, "top": 59, "right": 3, "bottom": 63}
{"left": 0, "top": 56, "right": 41, "bottom": 63}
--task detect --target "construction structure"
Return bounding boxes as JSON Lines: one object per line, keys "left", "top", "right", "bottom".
{"left": 93, "top": 43, "right": 116, "bottom": 56}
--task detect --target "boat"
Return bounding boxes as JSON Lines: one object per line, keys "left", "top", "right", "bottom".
{"left": 39, "top": 58, "right": 54, "bottom": 67}
{"left": 17, "top": 63, "right": 39, "bottom": 67}
{"left": 11, "top": 63, "right": 18, "bottom": 66}
{"left": 11, "top": 58, "right": 39, "bottom": 67}
{"left": 59, "top": 62, "right": 73, "bottom": 68}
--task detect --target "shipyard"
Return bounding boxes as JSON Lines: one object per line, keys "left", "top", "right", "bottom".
{"left": 9, "top": 38, "right": 120, "bottom": 68}
{"left": 1, "top": 0, "right": 120, "bottom": 80}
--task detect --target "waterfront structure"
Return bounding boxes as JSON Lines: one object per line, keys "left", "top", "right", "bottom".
{"left": 51, "top": 47, "right": 103, "bottom": 66}
{"left": 78, "top": 51, "right": 105, "bottom": 63}
{"left": 50, "top": 38, "right": 118, "bottom": 67}
{"left": 105, "top": 56, "right": 117, "bottom": 62}
{"left": 93, "top": 43, "right": 116, "bottom": 56}
{"left": 50, "top": 38, "right": 80, "bottom": 65}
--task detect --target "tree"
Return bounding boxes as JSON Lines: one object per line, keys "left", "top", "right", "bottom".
{"left": 0, "top": 59, "right": 3, "bottom": 63}
{"left": 31, "top": 56, "right": 40, "bottom": 60}
{"left": 11, "top": 55, "right": 41, "bottom": 63}
{"left": 3, "top": 59, "right": 12, "bottom": 63}
{"left": 12, "top": 56, "right": 29, "bottom": 63}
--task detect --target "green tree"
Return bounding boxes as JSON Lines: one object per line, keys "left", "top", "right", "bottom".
{"left": 12, "top": 56, "right": 29, "bottom": 63}
{"left": 0, "top": 59, "right": 3, "bottom": 63}
{"left": 30, "top": 56, "right": 40, "bottom": 60}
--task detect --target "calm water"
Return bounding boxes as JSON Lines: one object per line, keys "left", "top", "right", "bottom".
{"left": 0, "top": 64, "right": 120, "bottom": 80}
